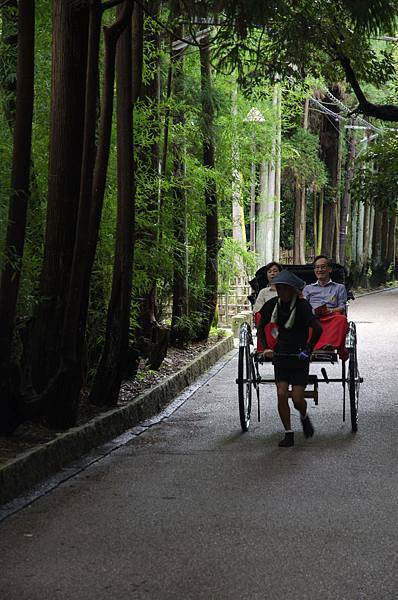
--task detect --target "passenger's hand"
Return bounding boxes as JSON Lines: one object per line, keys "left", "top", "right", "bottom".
{"left": 262, "top": 348, "right": 274, "bottom": 359}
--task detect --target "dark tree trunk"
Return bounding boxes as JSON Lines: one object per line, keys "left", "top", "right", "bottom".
{"left": 293, "top": 175, "right": 307, "bottom": 264}
{"left": 0, "top": 0, "right": 35, "bottom": 363}
{"left": 134, "top": 1, "right": 169, "bottom": 369}
{"left": 293, "top": 99, "right": 309, "bottom": 264}
{"left": 157, "top": 36, "right": 174, "bottom": 251}
{"left": 131, "top": 1, "right": 143, "bottom": 103}
{"left": 320, "top": 86, "right": 341, "bottom": 259}
{"left": 90, "top": 0, "right": 135, "bottom": 407}
{"left": 0, "top": 0, "right": 43, "bottom": 263}
{"left": 161, "top": 38, "right": 173, "bottom": 180}
{"left": 386, "top": 209, "right": 396, "bottom": 279}
{"left": 195, "top": 37, "right": 218, "bottom": 340}
{"left": 376, "top": 209, "right": 391, "bottom": 285}
{"left": 360, "top": 201, "right": 371, "bottom": 287}
{"left": 321, "top": 207, "right": 336, "bottom": 259}
{"left": 0, "top": 0, "right": 35, "bottom": 435}
{"left": 339, "top": 132, "right": 356, "bottom": 265}
{"left": 0, "top": 0, "right": 17, "bottom": 128}
{"left": 170, "top": 27, "right": 188, "bottom": 345}
{"left": 41, "top": 1, "right": 134, "bottom": 426}
{"left": 86, "top": 5, "right": 130, "bottom": 288}
{"left": 370, "top": 209, "right": 384, "bottom": 285}
{"left": 42, "top": 1, "right": 103, "bottom": 428}
{"left": 380, "top": 210, "right": 389, "bottom": 268}
{"left": 28, "top": 2, "right": 89, "bottom": 393}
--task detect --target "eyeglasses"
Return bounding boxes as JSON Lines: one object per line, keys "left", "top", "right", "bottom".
{"left": 314, "top": 265, "right": 328, "bottom": 270}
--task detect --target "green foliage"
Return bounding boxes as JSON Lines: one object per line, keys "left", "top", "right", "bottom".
{"left": 218, "top": 237, "right": 256, "bottom": 293}
{"left": 284, "top": 128, "right": 328, "bottom": 188}
{"left": 353, "top": 131, "right": 398, "bottom": 211}
{"left": 210, "top": 0, "right": 397, "bottom": 95}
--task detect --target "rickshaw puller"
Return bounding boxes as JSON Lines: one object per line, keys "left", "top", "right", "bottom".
{"left": 257, "top": 270, "right": 323, "bottom": 447}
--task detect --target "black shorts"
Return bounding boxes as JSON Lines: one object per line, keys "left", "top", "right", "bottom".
{"left": 274, "top": 363, "right": 309, "bottom": 387}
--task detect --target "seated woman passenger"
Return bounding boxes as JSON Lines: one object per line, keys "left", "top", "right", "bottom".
{"left": 303, "top": 255, "right": 348, "bottom": 358}
{"left": 252, "top": 261, "right": 282, "bottom": 314}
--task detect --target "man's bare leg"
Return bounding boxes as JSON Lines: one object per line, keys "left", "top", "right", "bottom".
{"left": 291, "top": 385, "right": 307, "bottom": 418}
{"left": 276, "top": 381, "right": 290, "bottom": 429}
{"left": 276, "top": 382, "right": 295, "bottom": 447}
{"left": 292, "top": 385, "right": 314, "bottom": 438}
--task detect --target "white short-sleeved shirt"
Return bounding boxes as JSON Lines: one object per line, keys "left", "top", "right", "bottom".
{"left": 253, "top": 287, "right": 277, "bottom": 313}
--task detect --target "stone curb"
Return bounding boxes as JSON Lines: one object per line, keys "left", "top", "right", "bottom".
{"left": 0, "top": 334, "right": 234, "bottom": 506}
{"left": 353, "top": 284, "right": 398, "bottom": 298}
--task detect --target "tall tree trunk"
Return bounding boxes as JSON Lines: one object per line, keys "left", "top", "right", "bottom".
{"left": 196, "top": 36, "right": 218, "bottom": 340}
{"left": 293, "top": 176, "right": 306, "bottom": 264}
{"left": 134, "top": 1, "right": 168, "bottom": 369}
{"left": 321, "top": 209, "right": 336, "bottom": 259}
{"left": 313, "top": 187, "right": 318, "bottom": 254}
{"left": 231, "top": 88, "right": 245, "bottom": 246}
{"left": 386, "top": 209, "right": 396, "bottom": 280}
{"left": 256, "top": 160, "right": 269, "bottom": 266}
{"left": 379, "top": 209, "right": 390, "bottom": 284}
{"left": 0, "top": 0, "right": 35, "bottom": 435}
{"left": 0, "top": 0, "right": 17, "bottom": 128}
{"left": 380, "top": 210, "right": 389, "bottom": 264}
{"left": 371, "top": 209, "right": 383, "bottom": 285}
{"left": 299, "top": 181, "right": 306, "bottom": 263}
{"left": 356, "top": 200, "right": 365, "bottom": 275}
{"left": 170, "top": 28, "right": 188, "bottom": 343}
{"left": 293, "top": 176, "right": 302, "bottom": 263}
{"left": 360, "top": 201, "right": 371, "bottom": 286}
{"left": 0, "top": 0, "right": 43, "bottom": 261}
{"left": 273, "top": 84, "right": 282, "bottom": 261}
{"left": 34, "top": 2, "right": 132, "bottom": 427}
{"left": 293, "top": 99, "right": 309, "bottom": 264}
{"left": 265, "top": 87, "right": 279, "bottom": 263}
{"left": 28, "top": 2, "right": 89, "bottom": 393}
{"left": 0, "top": 0, "right": 35, "bottom": 362}
{"left": 249, "top": 149, "right": 256, "bottom": 252}
{"left": 367, "top": 205, "right": 375, "bottom": 263}
{"left": 41, "top": 1, "right": 103, "bottom": 428}
{"left": 90, "top": 0, "right": 135, "bottom": 407}
{"left": 320, "top": 87, "right": 341, "bottom": 259}
{"left": 131, "top": 1, "right": 143, "bottom": 104}
{"left": 316, "top": 188, "right": 324, "bottom": 256}
{"left": 339, "top": 132, "right": 356, "bottom": 265}
{"left": 351, "top": 197, "right": 358, "bottom": 264}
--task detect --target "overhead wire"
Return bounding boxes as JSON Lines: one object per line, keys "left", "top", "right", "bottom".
{"left": 322, "top": 87, "right": 384, "bottom": 132}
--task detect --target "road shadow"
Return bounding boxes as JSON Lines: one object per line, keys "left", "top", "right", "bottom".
{"left": 218, "top": 427, "right": 358, "bottom": 453}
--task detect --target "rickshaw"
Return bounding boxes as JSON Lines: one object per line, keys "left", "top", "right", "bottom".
{"left": 236, "top": 263, "right": 363, "bottom": 434}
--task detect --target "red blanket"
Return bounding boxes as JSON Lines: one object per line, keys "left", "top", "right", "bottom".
{"left": 255, "top": 312, "right": 349, "bottom": 360}
{"left": 313, "top": 313, "right": 349, "bottom": 360}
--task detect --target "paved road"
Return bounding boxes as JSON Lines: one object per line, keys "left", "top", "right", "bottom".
{"left": 1, "top": 290, "right": 397, "bottom": 600}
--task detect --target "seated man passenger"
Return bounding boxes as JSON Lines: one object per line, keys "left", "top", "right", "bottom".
{"left": 303, "top": 255, "right": 347, "bottom": 315}
{"left": 303, "top": 255, "right": 348, "bottom": 357}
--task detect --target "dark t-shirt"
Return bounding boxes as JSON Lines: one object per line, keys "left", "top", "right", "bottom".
{"left": 259, "top": 296, "right": 317, "bottom": 354}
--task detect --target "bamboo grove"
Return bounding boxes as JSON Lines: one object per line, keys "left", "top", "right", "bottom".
{"left": 0, "top": 1, "right": 397, "bottom": 433}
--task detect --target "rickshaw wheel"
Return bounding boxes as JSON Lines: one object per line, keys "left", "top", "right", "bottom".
{"left": 238, "top": 344, "right": 253, "bottom": 432}
{"left": 348, "top": 323, "right": 360, "bottom": 432}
